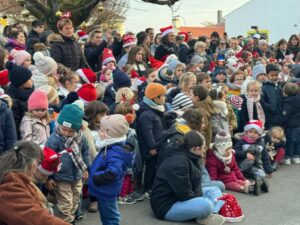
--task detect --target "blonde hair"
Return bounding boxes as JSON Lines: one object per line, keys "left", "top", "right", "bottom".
{"left": 26, "top": 111, "right": 51, "bottom": 124}
{"left": 269, "top": 126, "right": 285, "bottom": 141}
{"left": 57, "top": 18, "right": 73, "bottom": 31}
{"left": 115, "top": 87, "right": 134, "bottom": 103}
{"left": 247, "top": 81, "right": 261, "bottom": 93}
{"left": 194, "top": 41, "right": 206, "bottom": 51}
{"left": 179, "top": 72, "right": 197, "bottom": 92}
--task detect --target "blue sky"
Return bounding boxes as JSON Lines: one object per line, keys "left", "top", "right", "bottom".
{"left": 125, "top": 0, "right": 249, "bottom": 32}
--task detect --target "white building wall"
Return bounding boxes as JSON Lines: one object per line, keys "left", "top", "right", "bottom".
{"left": 224, "top": 0, "right": 300, "bottom": 44}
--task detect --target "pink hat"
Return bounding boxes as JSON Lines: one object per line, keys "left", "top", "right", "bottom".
{"left": 76, "top": 68, "right": 96, "bottom": 84}
{"left": 38, "top": 147, "right": 61, "bottom": 176}
{"left": 28, "top": 90, "right": 48, "bottom": 111}
{"left": 160, "top": 26, "right": 174, "bottom": 37}
{"left": 102, "top": 48, "right": 116, "bottom": 65}
{"left": 244, "top": 120, "right": 263, "bottom": 134}
{"left": 122, "top": 35, "right": 137, "bottom": 48}
{"left": 77, "top": 83, "right": 97, "bottom": 104}
{"left": 10, "top": 48, "right": 31, "bottom": 66}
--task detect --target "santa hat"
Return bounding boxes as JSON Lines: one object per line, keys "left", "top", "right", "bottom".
{"left": 77, "top": 30, "right": 88, "bottom": 42}
{"left": 244, "top": 120, "right": 263, "bottom": 134}
{"left": 178, "top": 31, "right": 188, "bottom": 42}
{"left": 123, "top": 35, "right": 137, "bottom": 48}
{"left": 76, "top": 68, "right": 96, "bottom": 84}
{"left": 0, "top": 69, "right": 9, "bottom": 86}
{"left": 160, "top": 26, "right": 174, "bottom": 37}
{"left": 102, "top": 48, "right": 116, "bottom": 66}
{"left": 38, "top": 147, "right": 61, "bottom": 176}
{"left": 77, "top": 83, "right": 97, "bottom": 105}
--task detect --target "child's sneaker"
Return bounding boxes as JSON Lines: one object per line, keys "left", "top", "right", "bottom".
{"left": 282, "top": 158, "right": 291, "bottom": 165}
{"left": 74, "top": 212, "right": 86, "bottom": 222}
{"left": 144, "top": 191, "right": 151, "bottom": 199}
{"left": 88, "top": 201, "right": 98, "bottom": 212}
{"left": 118, "top": 196, "right": 136, "bottom": 205}
{"left": 261, "top": 177, "right": 269, "bottom": 193}
{"left": 196, "top": 214, "right": 225, "bottom": 225}
{"left": 248, "top": 178, "right": 262, "bottom": 196}
{"left": 129, "top": 192, "right": 144, "bottom": 201}
{"left": 292, "top": 157, "right": 300, "bottom": 164}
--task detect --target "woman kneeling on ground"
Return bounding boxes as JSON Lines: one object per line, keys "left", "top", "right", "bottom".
{"left": 150, "top": 131, "right": 225, "bottom": 225}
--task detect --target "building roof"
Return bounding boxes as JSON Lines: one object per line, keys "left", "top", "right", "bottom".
{"left": 179, "top": 26, "right": 225, "bottom": 38}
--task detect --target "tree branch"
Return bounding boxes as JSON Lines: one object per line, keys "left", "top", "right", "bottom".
{"left": 141, "top": 0, "right": 179, "bottom": 6}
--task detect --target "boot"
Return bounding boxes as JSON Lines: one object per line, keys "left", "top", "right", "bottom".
{"left": 248, "top": 178, "right": 262, "bottom": 196}
{"left": 272, "top": 162, "right": 279, "bottom": 171}
{"left": 261, "top": 177, "right": 269, "bottom": 193}
{"left": 71, "top": 221, "right": 76, "bottom": 225}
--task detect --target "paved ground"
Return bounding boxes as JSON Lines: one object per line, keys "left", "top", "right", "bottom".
{"left": 78, "top": 164, "right": 300, "bottom": 225}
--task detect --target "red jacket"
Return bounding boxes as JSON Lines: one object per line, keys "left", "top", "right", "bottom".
{"left": 205, "top": 149, "right": 245, "bottom": 185}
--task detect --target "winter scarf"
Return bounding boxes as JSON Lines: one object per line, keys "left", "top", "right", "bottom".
{"left": 8, "top": 84, "right": 34, "bottom": 101}
{"left": 95, "top": 136, "right": 127, "bottom": 150}
{"left": 245, "top": 94, "right": 265, "bottom": 127}
{"left": 241, "top": 135, "right": 258, "bottom": 144}
{"left": 143, "top": 96, "right": 165, "bottom": 112}
{"left": 7, "top": 39, "right": 26, "bottom": 50}
{"left": 55, "top": 127, "right": 87, "bottom": 172}
{"left": 160, "top": 43, "right": 178, "bottom": 55}
{"left": 213, "top": 149, "right": 233, "bottom": 173}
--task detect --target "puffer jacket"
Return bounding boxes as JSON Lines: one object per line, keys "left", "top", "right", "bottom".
{"left": 84, "top": 41, "right": 107, "bottom": 72}
{"left": 89, "top": 142, "right": 134, "bottom": 201}
{"left": 26, "top": 29, "right": 40, "bottom": 55}
{"left": 45, "top": 132, "right": 90, "bottom": 182}
{"left": 50, "top": 34, "right": 85, "bottom": 71}
{"left": 0, "top": 99, "right": 17, "bottom": 153}
{"left": 20, "top": 115, "right": 50, "bottom": 146}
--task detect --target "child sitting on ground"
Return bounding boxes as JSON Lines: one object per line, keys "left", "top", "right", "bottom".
{"left": 234, "top": 120, "right": 273, "bottom": 193}
{"left": 264, "top": 126, "right": 286, "bottom": 171}
{"left": 206, "top": 131, "right": 262, "bottom": 196}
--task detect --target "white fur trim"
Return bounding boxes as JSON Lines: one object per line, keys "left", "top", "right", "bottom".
{"left": 80, "top": 34, "right": 88, "bottom": 40}
{"left": 76, "top": 69, "right": 90, "bottom": 84}
{"left": 123, "top": 41, "right": 137, "bottom": 48}
{"left": 162, "top": 28, "right": 174, "bottom": 37}
{"left": 244, "top": 124, "right": 262, "bottom": 134}
{"left": 102, "top": 57, "right": 116, "bottom": 66}
{"left": 37, "top": 165, "right": 54, "bottom": 176}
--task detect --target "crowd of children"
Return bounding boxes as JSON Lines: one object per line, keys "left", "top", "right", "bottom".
{"left": 1, "top": 16, "right": 300, "bottom": 225}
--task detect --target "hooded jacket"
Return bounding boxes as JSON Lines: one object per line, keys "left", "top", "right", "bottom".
{"left": 0, "top": 99, "right": 17, "bottom": 153}
{"left": 150, "top": 147, "right": 202, "bottom": 219}
{"left": 281, "top": 94, "right": 300, "bottom": 128}
{"left": 50, "top": 34, "right": 85, "bottom": 71}
{"left": 88, "top": 142, "right": 134, "bottom": 201}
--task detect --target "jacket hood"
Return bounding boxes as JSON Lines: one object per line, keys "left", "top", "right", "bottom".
{"left": 47, "top": 34, "right": 64, "bottom": 44}
{"left": 109, "top": 143, "right": 134, "bottom": 168}
{"left": 0, "top": 98, "right": 8, "bottom": 112}
{"left": 193, "top": 96, "right": 216, "bottom": 115}
{"left": 213, "top": 100, "right": 228, "bottom": 117}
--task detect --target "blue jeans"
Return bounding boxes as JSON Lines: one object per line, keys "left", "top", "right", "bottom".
{"left": 164, "top": 186, "right": 224, "bottom": 222}
{"left": 97, "top": 199, "right": 120, "bottom": 225}
{"left": 201, "top": 166, "right": 226, "bottom": 192}
{"left": 285, "top": 128, "right": 300, "bottom": 158}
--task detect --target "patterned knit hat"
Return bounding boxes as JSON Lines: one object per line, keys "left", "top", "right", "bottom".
{"left": 100, "top": 114, "right": 129, "bottom": 139}
{"left": 145, "top": 83, "right": 166, "bottom": 99}
{"left": 76, "top": 68, "right": 96, "bottom": 84}
{"left": 10, "top": 48, "right": 31, "bottom": 66}
{"left": 122, "top": 35, "right": 137, "bottom": 48}
{"left": 214, "top": 131, "right": 232, "bottom": 156}
{"left": 244, "top": 120, "right": 263, "bottom": 134}
{"left": 58, "top": 104, "right": 84, "bottom": 130}
{"left": 33, "top": 52, "right": 58, "bottom": 76}
{"left": 28, "top": 90, "right": 49, "bottom": 111}
{"left": 6, "top": 61, "right": 32, "bottom": 87}
{"left": 229, "top": 95, "right": 243, "bottom": 110}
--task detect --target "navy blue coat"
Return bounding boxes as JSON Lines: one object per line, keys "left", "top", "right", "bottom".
{"left": 154, "top": 43, "right": 178, "bottom": 61}
{"left": 89, "top": 142, "right": 133, "bottom": 201}
{"left": 178, "top": 43, "right": 191, "bottom": 64}
{"left": 136, "top": 101, "right": 166, "bottom": 159}
{"left": 84, "top": 41, "right": 108, "bottom": 72}
{"left": 102, "top": 84, "right": 116, "bottom": 108}
{"left": 261, "top": 81, "right": 283, "bottom": 129}
{"left": 281, "top": 94, "right": 300, "bottom": 128}
{"left": 233, "top": 137, "right": 273, "bottom": 174}
{"left": 0, "top": 99, "right": 17, "bottom": 153}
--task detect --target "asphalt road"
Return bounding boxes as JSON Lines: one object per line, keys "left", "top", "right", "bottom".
{"left": 78, "top": 164, "right": 300, "bottom": 225}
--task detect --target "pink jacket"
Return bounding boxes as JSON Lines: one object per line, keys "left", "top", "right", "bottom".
{"left": 205, "top": 149, "right": 246, "bottom": 185}
{"left": 20, "top": 115, "right": 50, "bottom": 146}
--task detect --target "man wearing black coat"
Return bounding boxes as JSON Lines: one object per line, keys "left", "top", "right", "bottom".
{"left": 26, "top": 20, "right": 45, "bottom": 55}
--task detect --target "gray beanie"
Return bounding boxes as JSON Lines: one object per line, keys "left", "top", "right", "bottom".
{"left": 190, "top": 55, "right": 205, "bottom": 65}
{"left": 252, "top": 64, "right": 266, "bottom": 80}
{"left": 167, "top": 59, "right": 185, "bottom": 73}
{"left": 33, "top": 52, "right": 58, "bottom": 76}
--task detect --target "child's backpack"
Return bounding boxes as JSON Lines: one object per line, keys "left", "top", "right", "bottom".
{"left": 218, "top": 194, "right": 244, "bottom": 223}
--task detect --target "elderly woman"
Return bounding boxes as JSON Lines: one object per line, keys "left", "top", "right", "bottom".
{"left": 50, "top": 17, "right": 85, "bottom": 71}
{"left": 4, "top": 30, "right": 26, "bottom": 52}
{"left": 150, "top": 131, "right": 225, "bottom": 225}
{"left": 0, "top": 141, "right": 70, "bottom": 225}
{"left": 154, "top": 26, "right": 178, "bottom": 62}
{"left": 191, "top": 41, "right": 211, "bottom": 72}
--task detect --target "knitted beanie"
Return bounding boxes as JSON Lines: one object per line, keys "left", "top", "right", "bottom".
{"left": 113, "top": 69, "right": 131, "bottom": 91}
{"left": 77, "top": 83, "right": 97, "bottom": 104}
{"left": 145, "top": 83, "right": 166, "bottom": 99}
{"left": 167, "top": 59, "right": 184, "bottom": 73}
{"left": 100, "top": 114, "right": 129, "bottom": 139}
{"left": 58, "top": 104, "right": 84, "bottom": 131}
{"left": 28, "top": 90, "right": 49, "bottom": 111}
{"left": 10, "top": 49, "right": 31, "bottom": 66}
{"left": 252, "top": 64, "right": 266, "bottom": 80}
{"left": 76, "top": 68, "right": 97, "bottom": 84}
{"left": 229, "top": 95, "right": 243, "bottom": 110}
{"left": 6, "top": 61, "right": 32, "bottom": 87}
{"left": 38, "top": 85, "right": 58, "bottom": 104}
{"left": 33, "top": 52, "right": 58, "bottom": 76}
{"left": 214, "top": 131, "right": 232, "bottom": 156}
{"left": 190, "top": 55, "right": 205, "bottom": 65}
